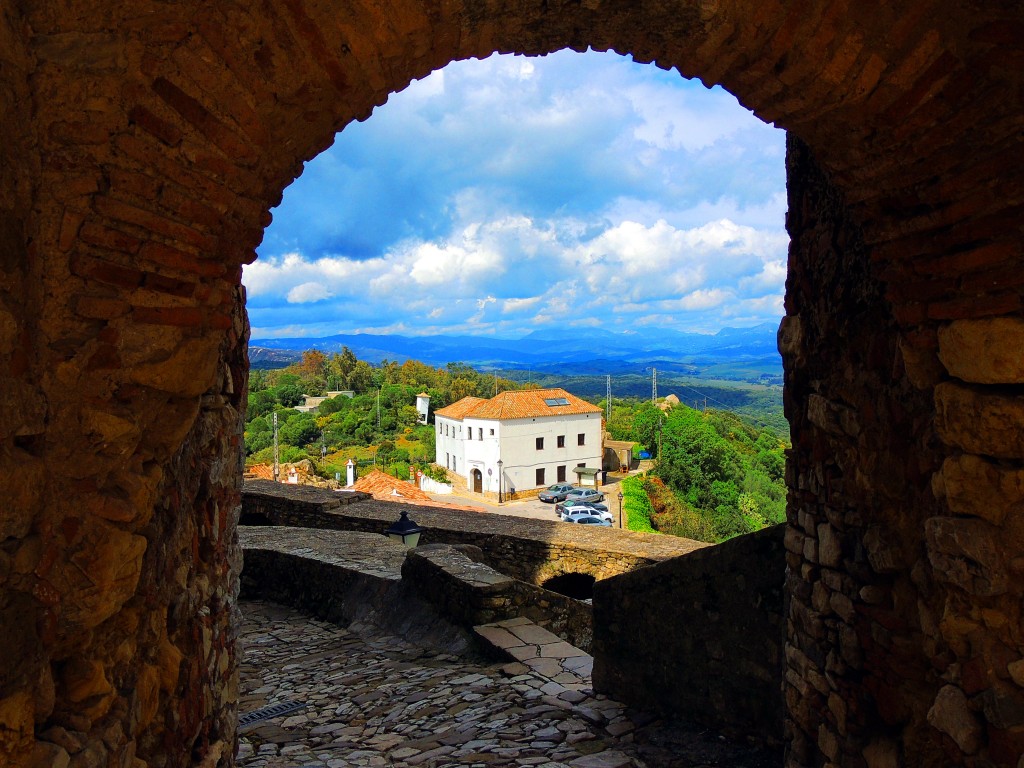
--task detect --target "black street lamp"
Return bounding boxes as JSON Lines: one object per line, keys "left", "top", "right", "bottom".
{"left": 617, "top": 490, "right": 624, "bottom": 529}
{"left": 384, "top": 510, "right": 424, "bottom": 549}
{"left": 497, "top": 459, "right": 504, "bottom": 503}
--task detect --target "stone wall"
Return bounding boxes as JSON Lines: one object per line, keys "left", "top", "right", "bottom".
{"left": 404, "top": 544, "right": 594, "bottom": 652}
{"left": 591, "top": 525, "right": 786, "bottom": 748}
{"left": 1, "top": 2, "right": 1022, "bottom": 766}
{"left": 239, "top": 529, "right": 475, "bottom": 655}
{"left": 782, "top": 136, "right": 1024, "bottom": 767}
{"left": 242, "top": 480, "right": 704, "bottom": 586}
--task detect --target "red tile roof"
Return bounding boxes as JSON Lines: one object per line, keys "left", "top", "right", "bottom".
{"left": 434, "top": 396, "right": 486, "bottom": 419}
{"left": 352, "top": 469, "right": 435, "bottom": 502}
{"left": 435, "top": 388, "right": 601, "bottom": 421}
{"left": 352, "top": 469, "right": 485, "bottom": 512}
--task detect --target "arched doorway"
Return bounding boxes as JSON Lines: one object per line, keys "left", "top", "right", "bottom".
{"left": 3, "top": 3, "right": 1022, "bottom": 767}
{"left": 542, "top": 573, "right": 597, "bottom": 601}
{"left": 471, "top": 468, "right": 483, "bottom": 494}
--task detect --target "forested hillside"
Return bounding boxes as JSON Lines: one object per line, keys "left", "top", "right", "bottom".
{"left": 244, "top": 348, "right": 521, "bottom": 479}
{"left": 245, "top": 348, "right": 788, "bottom": 544}
{"left": 607, "top": 401, "right": 787, "bottom": 542}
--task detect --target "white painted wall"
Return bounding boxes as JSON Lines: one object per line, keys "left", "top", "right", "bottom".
{"left": 435, "top": 410, "right": 602, "bottom": 494}
{"left": 435, "top": 416, "right": 466, "bottom": 475}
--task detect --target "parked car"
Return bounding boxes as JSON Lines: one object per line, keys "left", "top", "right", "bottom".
{"left": 555, "top": 499, "right": 609, "bottom": 515}
{"left": 563, "top": 488, "right": 604, "bottom": 504}
{"left": 570, "top": 515, "right": 612, "bottom": 527}
{"left": 538, "top": 482, "right": 576, "bottom": 503}
{"left": 561, "top": 508, "right": 614, "bottom": 525}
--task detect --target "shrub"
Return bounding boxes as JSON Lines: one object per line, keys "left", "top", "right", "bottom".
{"left": 619, "top": 475, "right": 657, "bottom": 534}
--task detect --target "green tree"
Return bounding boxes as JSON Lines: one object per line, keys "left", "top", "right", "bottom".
{"left": 632, "top": 402, "right": 664, "bottom": 457}
{"left": 274, "top": 382, "right": 305, "bottom": 408}
{"left": 247, "top": 390, "right": 277, "bottom": 421}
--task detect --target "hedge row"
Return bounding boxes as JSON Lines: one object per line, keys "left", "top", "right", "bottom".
{"left": 619, "top": 474, "right": 658, "bottom": 534}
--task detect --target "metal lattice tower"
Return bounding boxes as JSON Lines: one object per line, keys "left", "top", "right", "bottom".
{"left": 606, "top": 375, "right": 612, "bottom": 422}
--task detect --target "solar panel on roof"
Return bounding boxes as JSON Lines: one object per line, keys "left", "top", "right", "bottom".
{"left": 544, "top": 397, "right": 570, "bottom": 406}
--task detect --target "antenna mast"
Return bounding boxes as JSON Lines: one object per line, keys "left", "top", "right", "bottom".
{"left": 652, "top": 367, "right": 657, "bottom": 403}
{"left": 606, "top": 375, "right": 612, "bottom": 422}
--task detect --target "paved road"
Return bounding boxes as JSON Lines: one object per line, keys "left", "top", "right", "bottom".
{"left": 430, "top": 477, "right": 627, "bottom": 528}
{"left": 236, "top": 599, "right": 776, "bottom": 768}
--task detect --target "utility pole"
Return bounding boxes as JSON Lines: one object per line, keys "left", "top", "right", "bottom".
{"left": 376, "top": 388, "right": 381, "bottom": 432}
{"left": 272, "top": 412, "right": 280, "bottom": 482}
{"left": 606, "top": 375, "right": 612, "bottom": 423}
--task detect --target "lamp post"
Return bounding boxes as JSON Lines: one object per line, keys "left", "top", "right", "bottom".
{"left": 497, "top": 459, "right": 503, "bottom": 503}
{"left": 384, "top": 510, "right": 424, "bottom": 549}
{"left": 617, "top": 490, "right": 624, "bottom": 529}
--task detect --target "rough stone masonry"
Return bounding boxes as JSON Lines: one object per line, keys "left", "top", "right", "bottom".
{"left": 0, "top": 1, "right": 1022, "bottom": 767}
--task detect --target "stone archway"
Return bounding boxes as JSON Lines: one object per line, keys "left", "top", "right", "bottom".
{"left": 1, "top": 2, "right": 1022, "bottom": 767}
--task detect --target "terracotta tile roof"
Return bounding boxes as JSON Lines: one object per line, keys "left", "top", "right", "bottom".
{"left": 244, "top": 463, "right": 318, "bottom": 483}
{"left": 352, "top": 469, "right": 435, "bottom": 502}
{"left": 433, "top": 396, "right": 486, "bottom": 420}
{"left": 465, "top": 388, "right": 602, "bottom": 421}
{"left": 352, "top": 469, "right": 485, "bottom": 513}
{"left": 245, "top": 464, "right": 275, "bottom": 481}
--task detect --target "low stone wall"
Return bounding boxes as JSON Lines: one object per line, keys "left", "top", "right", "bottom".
{"left": 242, "top": 480, "right": 705, "bottom": 586}
{"left": 239, "top": 528, "right": 476, "bottom": 653}
{"left": 592, "top": 524, "right": 786, "bottom": 748}
{"left": 405, "top": 544, "right": 593, "bottom": 651}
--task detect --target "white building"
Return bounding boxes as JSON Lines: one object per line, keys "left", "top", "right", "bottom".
{"left": 434, "top": 388, "right": 603, "bottom": 496}
{"left": 415, "top": 392, "right": 430, "bottom": 425}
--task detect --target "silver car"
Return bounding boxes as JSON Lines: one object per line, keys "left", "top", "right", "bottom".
{"left": 561, "top": 508, "right": 614, "bottom": 525}
{"left": 563, "top": 488, "right": 604, "bottom": 504}
{"left": 538, "top": 482, "right": 576, "bottom": 503}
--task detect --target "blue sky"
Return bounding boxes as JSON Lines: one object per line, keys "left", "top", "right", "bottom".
{"left": 244, "top": 50, "right": 787, "bottom": 339}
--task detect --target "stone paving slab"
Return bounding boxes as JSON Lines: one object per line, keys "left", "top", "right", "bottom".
{"left": 237, "top": 600, "right": 777, "bottom": 768}
{"left": 474, "top": 619, "right": 592, "bottom": 688}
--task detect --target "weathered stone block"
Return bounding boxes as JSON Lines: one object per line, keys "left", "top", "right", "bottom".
{"left": 925, "top": 517, "right": 1008, "bottom": 596}
{"left": 899, "top": 337, "right": 945, "bottom": 390}
{"left": 128, "top": 337, "right": 219, "bottom": 397}
{"left": 0, "top": 691, "right": 34, "bottom": 766}
{"left": 935, "top": 382, "right": 1024, "bottom": 459}
{"left": 938, "top": 318, "right": 1024, "bottom": 384}
{"left": 927, "top": 685, "right": 981, "bottom": 754}
{"left": 62, "top": 521, "right": 148, "bottom": 630}
{"left": 935, "top": 454, "right": 1024, "bottom": 525}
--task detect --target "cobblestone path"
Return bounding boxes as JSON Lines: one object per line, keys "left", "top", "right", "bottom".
{"left": 237, "top": 601, "right": 776, "bottom": 768}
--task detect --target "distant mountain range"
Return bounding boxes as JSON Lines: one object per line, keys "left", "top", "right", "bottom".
{"left": 249, "top": 323, "right": 783, "bottom": 382}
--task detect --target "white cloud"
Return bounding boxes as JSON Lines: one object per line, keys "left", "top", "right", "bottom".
{"left": 286, "top": 281, "right": 334, "bottom": 304}
{"left": 502, "top": 296, "right": 542, "bottom": 314}
{"left": 248, "top": 50, "right": 788, "bottom": 338}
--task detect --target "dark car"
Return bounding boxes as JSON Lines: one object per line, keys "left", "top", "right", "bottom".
{"left": 571, "top": 515, "right": 612, "bottom": 527}
{"left": 538, "top": 482, "right": 576, "bottom": 502}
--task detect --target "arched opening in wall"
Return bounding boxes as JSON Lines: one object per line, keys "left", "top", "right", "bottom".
{"left": 542, "top": 572, "right": 597, "bottom": 601}
{"left": 242, "top": 51, "right": 789, "bottom": 546}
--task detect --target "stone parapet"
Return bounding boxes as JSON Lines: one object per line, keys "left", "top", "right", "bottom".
{"left": 405, "top": 544, "right": 594, "bottom": 651}
{"left": 242, "top": 479, "right": 705, "bottom": 586}
{"left": 592, "top": 524, "right": 786, "bottom": 750}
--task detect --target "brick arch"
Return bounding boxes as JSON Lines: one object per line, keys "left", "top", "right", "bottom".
{"left": 1, "top": 2, "right": 1022, "bottom": 767}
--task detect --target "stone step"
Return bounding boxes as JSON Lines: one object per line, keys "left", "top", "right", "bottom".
{"left": 474, "top": 617, "right": 594, "bottom": 690}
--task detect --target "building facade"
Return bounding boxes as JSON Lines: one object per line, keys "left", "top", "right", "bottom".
{"left": 434, "top": 389, "right": 603, "bottom": 496}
